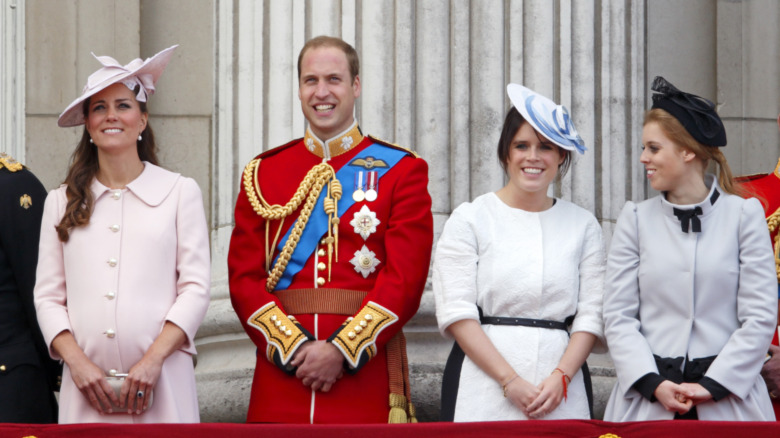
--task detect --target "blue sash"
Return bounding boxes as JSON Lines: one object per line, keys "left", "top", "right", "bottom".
{"left": 272, "top": 143, "right": 408, "bottom": 291}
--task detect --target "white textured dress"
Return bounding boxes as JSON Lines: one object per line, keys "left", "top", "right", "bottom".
{"left": 433, "top": 193, "right": 606, "bottom": 422}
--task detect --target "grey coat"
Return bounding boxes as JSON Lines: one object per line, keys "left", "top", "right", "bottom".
{"left": 604, "top": 177, "right": 777, "bottom": 421}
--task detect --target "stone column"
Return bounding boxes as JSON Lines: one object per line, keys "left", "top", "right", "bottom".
{"left": 1, "top": 0, "right": 25, "bottom": 161}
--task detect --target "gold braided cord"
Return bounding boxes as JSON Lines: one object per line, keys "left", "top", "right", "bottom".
{"left": 242, "top": 159, "right": 341, "bottom": 292}
{"left": 767, "top": 206, "right": 780, "bottom": 282}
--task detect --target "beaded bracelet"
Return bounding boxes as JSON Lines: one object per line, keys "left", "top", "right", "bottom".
{"left": 552, "top": 368, "right": 571, "bottom": 400}
{"left": 502, "top": 374, "right": 519, "bottom": 398}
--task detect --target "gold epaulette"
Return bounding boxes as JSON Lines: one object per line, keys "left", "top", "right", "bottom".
{"left": 367, "top": 135, "right": 420, "bottom": 159}
{"left": 0, "top": 153, "right": 23, "bottom": 172}
{"left": 767, "top": 206, "right": 780, "bottom": 283}
{"left": 247, "top": 302, "right": 308, "bottom": 365}
{"left": 331, "top": 301, "right": 398, "bottom": 368}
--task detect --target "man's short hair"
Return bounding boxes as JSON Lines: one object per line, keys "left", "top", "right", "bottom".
{"left": 297, "top": 36, "right": 360, "bottom": 83}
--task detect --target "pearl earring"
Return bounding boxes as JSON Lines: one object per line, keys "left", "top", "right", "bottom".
{"left": 138, "top": 134, "right": 143, "bottom": 141}
{"left": 89, "top": 138, "right": 93, "bottom": 144}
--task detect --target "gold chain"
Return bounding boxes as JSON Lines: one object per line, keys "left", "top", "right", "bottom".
{"left": 242, "top": 159, "right": 341, "bottom": 291}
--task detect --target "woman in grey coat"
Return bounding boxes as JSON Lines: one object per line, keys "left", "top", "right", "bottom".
{"left": 603, "top": 77, "right": 777, "bottom": 421}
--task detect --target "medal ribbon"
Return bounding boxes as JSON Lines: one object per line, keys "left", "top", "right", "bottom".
{"left": 272, "top": 143, "right": 408, "bottom": 291}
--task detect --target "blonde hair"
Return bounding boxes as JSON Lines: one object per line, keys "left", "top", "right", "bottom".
{"left": 644, "top": 108, "right": 744, "bottom": 197}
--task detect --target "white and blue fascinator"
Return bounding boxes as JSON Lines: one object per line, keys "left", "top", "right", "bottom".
{"left": 507, "top": 83, "right": 586, "bottom": 154}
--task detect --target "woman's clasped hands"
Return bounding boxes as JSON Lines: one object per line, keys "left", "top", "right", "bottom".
{"left": 654, "top": 380, "right": 712, "bottom": 415}
{"left": 503, "top": 370, "right": 569, "bottom": 418}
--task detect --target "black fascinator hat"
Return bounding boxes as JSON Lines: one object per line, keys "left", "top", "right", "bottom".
{"left": 650, "top": 76, "right": 727, "bottom": 147}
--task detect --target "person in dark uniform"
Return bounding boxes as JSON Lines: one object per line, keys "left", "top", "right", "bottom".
{"left": 0, "top": 152, "right": 59, "bottom": 422}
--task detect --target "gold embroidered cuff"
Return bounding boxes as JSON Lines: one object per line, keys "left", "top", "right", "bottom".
{"left": 247, "top": 303, "right": 307, "bottom": 365}
{"left": 331, "top": 301, "right": 398, "bottom": 368}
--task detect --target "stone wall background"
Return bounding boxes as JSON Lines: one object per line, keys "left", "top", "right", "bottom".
{"left": 3, "top": 0, "right": 779, "bottom": 422}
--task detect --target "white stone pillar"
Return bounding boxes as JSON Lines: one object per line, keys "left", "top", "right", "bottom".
{"left": 1, "top": 0, "right": 25, "bottom": 160}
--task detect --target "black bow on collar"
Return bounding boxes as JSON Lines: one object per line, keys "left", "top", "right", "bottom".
{"left": 673, "top": 206, "right": 703, "bottom": 233}
{"left": 671, "top": 190, "right": 720, "bottom": 233}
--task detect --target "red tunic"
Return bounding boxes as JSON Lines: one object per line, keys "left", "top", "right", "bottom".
{"left": 228, "top": 125, "right": 433, "bottom": 423}
{"left": 738, "top": 158, "right": 780, "bottom": 418}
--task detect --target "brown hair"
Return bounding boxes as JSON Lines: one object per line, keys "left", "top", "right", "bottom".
{"left": 55, "top": 91, "right": 159, "bottom": 242}
{"left": 644, "top": 108, "right": 743, "bottom": 197}
{"left": 497, "top": 107, "right": 572, "bottom": 180}
{"left": 297, "top": 36, "right": 360, "bottom": 83}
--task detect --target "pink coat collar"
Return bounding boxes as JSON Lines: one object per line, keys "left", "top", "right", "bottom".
{"left": 90, "top": 162, "right": 180, "bottom": 207}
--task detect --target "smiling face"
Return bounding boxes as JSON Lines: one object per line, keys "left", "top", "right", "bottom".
{"left": 640, "top": 121, "right": 691, "bottom": 192}
{"left": 504, "top": 122, "right": 565, "bottom": 198}
{"left": 298, "top": 46, "right": 361, "bottom": 140}
{"left": 85, "top": 83, "right": 148, "bottom": 154}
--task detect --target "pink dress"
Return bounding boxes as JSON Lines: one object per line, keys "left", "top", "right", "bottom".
{"left": 34, "top": 162, "right": 210, "bottom": 423}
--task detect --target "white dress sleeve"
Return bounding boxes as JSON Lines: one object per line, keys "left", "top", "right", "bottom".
{"left": 432, "top": 204, "right": 480, "bottom": 338}
{"left": 571, "top": 214, "right": 607, "bottom": 353}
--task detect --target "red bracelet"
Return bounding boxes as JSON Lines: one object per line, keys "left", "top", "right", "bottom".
{"left": 552, "top": 368, "right": 570, "bottom": 401}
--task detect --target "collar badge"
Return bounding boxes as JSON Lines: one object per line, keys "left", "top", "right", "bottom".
{"left": 20, "top": 194, "right": 32, "bottom": 209}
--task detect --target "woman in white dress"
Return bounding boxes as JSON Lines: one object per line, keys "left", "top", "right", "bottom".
{"left": 603, "top": 77, "right": 777, "bottom": 421}
{"left": 433, "top": 84, "right": 606, "bottom": 422}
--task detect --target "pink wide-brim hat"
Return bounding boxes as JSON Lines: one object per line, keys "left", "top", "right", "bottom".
{"left": 57, "top": 45, "right": 178, "bottom": 127}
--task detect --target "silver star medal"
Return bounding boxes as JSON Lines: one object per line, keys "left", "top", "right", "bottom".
{"left": 349, "top": 205, "right": 380, "bottom": 240}
{"left": 350, "top": 245, "right": 381, "bottom": 278}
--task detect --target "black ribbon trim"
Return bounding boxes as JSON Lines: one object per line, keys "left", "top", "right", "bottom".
{"left": 671, "top": 188, "right": 719, "bottom": 233}
{"left": 673, "top": 206, "right": 703, "bottom": 233}
{"left": 653, "top": 354, "right": 717, "bottom": 383}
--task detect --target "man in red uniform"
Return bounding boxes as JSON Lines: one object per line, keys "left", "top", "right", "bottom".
{"left": 228, "top": 36, "right": 433, "bottom": 424}
{"left": 737, "top": 113, "right": 780, "bottom": 418}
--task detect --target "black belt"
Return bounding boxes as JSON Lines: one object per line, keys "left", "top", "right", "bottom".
{"left": 479, "top": 313, "right": 574, "bottom": 331}
{"left": 479, "top": 316, "right": 568, "bottom": 331}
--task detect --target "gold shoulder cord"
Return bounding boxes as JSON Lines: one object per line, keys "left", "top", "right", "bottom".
{"left": 242, "top": 158, "right": 342, "bottom": 292}
{"left": 0, "top": 153, "right": 23, "bottom": 172}
{"left": 768, "top": 207, "right": 780, "bottom": 282}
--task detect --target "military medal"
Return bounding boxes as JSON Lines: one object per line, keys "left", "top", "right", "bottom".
{"left": 352, "top": 171, "right": 366, "bottom": 202}
{"left": 365, "top": 171, "right": 378, "bottom": 202}
{"left": 350, "top": 205, "right": 380, "bottom": 240}
{"left": 350, "top": 245, "right": 381, "bottom": 278}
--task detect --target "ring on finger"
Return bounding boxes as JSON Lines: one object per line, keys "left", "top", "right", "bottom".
{"left": 137, "top": 390, "right": 144, "bottom": 398}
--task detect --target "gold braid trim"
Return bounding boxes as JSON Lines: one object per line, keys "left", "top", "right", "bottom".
{"left": 242, "top": 158, "right": 342, "bottom": 292}
{"left": 0, "top": 153, "right": 23, "bottom": 172}
{"left": 768, "top": 206, "right": 780, "bottom": 282}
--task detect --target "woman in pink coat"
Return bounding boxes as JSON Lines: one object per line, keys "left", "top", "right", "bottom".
{"left": 34, "top": 45, "right": 210, "bottom": 423}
